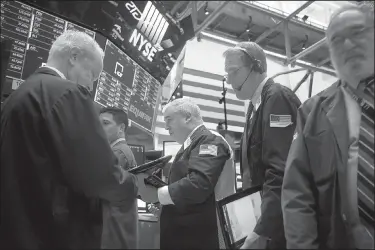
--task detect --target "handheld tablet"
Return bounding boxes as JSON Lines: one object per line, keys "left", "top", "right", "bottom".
{"left": 129, "top": 155, "right": 172, "bottom": 175}
{"left": 216, "top": 185, "right": 262, "bottom": 249}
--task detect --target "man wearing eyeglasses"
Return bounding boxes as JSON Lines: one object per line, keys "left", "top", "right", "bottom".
{"left": 223, "top": 42, "right": 301, "bottom": 249}
{"left": 282, "top": 3, "right": 374, "bottom": 249}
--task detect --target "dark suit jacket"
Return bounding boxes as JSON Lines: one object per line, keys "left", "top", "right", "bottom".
{"left": 241, "top": 79, "right": 301, "bottom": 248}
{"left": 160, "top": 126, "right": 231, "bottom": 250}
{"left": 282, "top": 81, "right": 369, "bottom": 249}
{"left": 0, "top": 67, "right": 122, "bottom": 249}
{"left": 101, "top": 139, "right": 139, "bottom": 249}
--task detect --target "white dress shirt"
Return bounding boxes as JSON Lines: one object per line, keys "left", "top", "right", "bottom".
{"left": 251, "top": 76, "right": 269, "bottom": 115}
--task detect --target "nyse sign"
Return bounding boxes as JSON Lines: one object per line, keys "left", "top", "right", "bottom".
{"left": 125, "top": 1, "right": 169, "bottom": 62}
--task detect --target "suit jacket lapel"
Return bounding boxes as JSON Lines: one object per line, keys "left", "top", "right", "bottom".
{"left": 321, "top": 82, "right": 349, "bottom": 200}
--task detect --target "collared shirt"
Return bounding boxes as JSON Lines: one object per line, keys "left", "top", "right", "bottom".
{"left": 43, "top": 65, "right": 67, "bottom": 79}
{"left": 250, "top": 76, "right": 269, "bottom": 118}
{"left": 110, "top": 137, "right": 126, "bottom": 148}
{"left": 158, "top": 124, "right": 205, "bottom": 205}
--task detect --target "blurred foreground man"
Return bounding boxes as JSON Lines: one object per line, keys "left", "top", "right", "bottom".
{"left": 157, "top": 97, "right": 235, "bottom": 249}
{"left": 223, "top": 42, "right": 301, "bottom": 249}
{"left": 0, "top": 31, "right": 126, "bottom": 248}
{"left": 99, "top": 107, "right": 138, "bottom": 249}
{"left": 282, "top": 4, "right": 374, "bottom": 249}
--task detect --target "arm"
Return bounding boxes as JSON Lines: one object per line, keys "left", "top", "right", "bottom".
{"left": 253, "top": 91, "right": 300, "bottom": 241}
{"left": 45, "top": 86, "right": 123, "bottom": 201}
{"left": 165, "top": 136, "right": 231, "bottom": 207}
{"left": 282, "top": 107, "right": 318, "bottom": 249}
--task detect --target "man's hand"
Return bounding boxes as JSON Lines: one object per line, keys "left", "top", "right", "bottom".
{"left": 147, "top": 203, "right": 161, "bottom": 217}
{"left": 240, "top": 232, "right": 267, "bottom": 249}
{"left": 136, "top": 173, "right": 159, "bottom": 203}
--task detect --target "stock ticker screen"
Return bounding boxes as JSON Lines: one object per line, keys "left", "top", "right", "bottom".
{"left": 1, "top": 1, "right": 161, "bottom": 133}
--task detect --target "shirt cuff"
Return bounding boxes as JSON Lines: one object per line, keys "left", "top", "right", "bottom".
{"left": 157, "top": 186, "right": 174, "bottom": 205}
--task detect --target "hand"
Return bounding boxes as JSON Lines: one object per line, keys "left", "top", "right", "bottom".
{"left": 136, "top": 173, "right": 159, "bottom": 203}
{"left": 147, "top": 203, "right": 161, "bottom": 217}
{"left": 240, "top": 232, "right": 267, "bottom": 249}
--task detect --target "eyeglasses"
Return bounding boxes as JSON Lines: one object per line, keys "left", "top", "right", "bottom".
{"left": 329, "top": 26, "right": 374, "bottom": 46}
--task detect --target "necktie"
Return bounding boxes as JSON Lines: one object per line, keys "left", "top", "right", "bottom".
{"left": 355, "top": 77, "right": 374, "bottom": 240}
{"left": 241, "top": 102, "right": 254, "bottom": 189}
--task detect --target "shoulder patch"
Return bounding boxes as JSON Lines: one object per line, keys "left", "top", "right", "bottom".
{"left": 199, "top": 144, "right": 218, "bottom": 156}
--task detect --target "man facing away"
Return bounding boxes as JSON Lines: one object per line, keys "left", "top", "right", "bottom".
{"left": 0, "top": 31, "right": 129, "bottom": 248}
{"left": 155, "top": 97, "right": 235, "bottom": 249}
{"left": 99, "top": 107, "right": 139, "bottom": 249}
{"left": 282, "top": 3, "right": 374, "bottom": 249}
{"left": 223, "top": 42, "right": 301, "bottom": 249}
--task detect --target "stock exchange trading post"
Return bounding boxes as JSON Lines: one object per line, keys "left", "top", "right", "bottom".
{"left": 0, "top": 1, "right": 95, "bottom": 87}
{"left": 1, "top": 1, "right": 161, "bottom": 134}
{"left": 94, "top": 39, "right": 160, "bottom": 132}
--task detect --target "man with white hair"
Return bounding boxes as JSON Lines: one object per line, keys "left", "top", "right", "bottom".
{"left": 0, "top": 31, "right": 129, "bottom": 248}
{"left": 223, "top": 42, "right": 301, "bottom": 248}
{"left": 154, "top": 97, "right": 235, "bottom": 249}
{"left": 282, "top": 3, "right": 374, "bottom": 249}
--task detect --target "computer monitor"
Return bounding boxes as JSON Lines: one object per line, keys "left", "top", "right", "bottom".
{"left": 216, "top": 185, "right": 262, "bottom": 249}
{"left": 128, "top": 144, "right": 145, "bottom": 166}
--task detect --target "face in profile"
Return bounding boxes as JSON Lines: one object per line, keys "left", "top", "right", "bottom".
{"left": 164, "top": 106, "right": 189, "bottom": 144}
{"left": 327, "top": 9, "right": 374, "bottom": 82}
{"left": 67, "top": 48, "right": 103, "bottom": 91}
{"left": 224, "top": 52, "right": 255, "bottom": 100}
{"left": 100, "top": 112, "right": 122, "bottom": 143}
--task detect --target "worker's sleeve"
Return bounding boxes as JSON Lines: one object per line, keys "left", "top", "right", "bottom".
{"left": 282, "top": 106, "right": 319, "bottom": 249}
{"left": 253, "top": 91, "right": 299, "bottom": 241}
{"left": 168, "top": 135, "right": 231, "bottom": 207}
{"left": 44, "top": 86, "right": 121, "bottom": 201}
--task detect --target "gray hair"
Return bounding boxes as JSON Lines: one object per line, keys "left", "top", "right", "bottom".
{"left": 327, "top": 2, "right": 374, "bottom": 32}
{"left": 163, "top": 97, "right": 203, "bottom": 122}
{"left": 48, "top": 30, "right": 104, "bottom": 61}
{"left": 223, "top": 42, "right": 267, "bottom": 73}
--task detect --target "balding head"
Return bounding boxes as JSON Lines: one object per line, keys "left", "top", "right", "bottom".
{"left": 47, "top": 30, "right": 104, "bottom": 91}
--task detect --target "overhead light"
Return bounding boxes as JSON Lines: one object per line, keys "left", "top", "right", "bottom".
{"left": 302, "top": 15, "right": 309, "bottom": 22}
{"left": 302, "top": 34, "right": 308, "bottom": 50}
{"left": 204, "top": 3, "right": 209, "bottom": 15}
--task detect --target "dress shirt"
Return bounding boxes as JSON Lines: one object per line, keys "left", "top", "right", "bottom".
{"left": 341, "top": 86, "right": 373, "bottom": 244}
{"left": 157, "top": 124, "right": 205, "bottom": 205}
{"left": 110, "top": 138, "right": 126, "bottom": 148}
{"left": 43, "top": 65, "right": 67, "bottom": 79}
{"left": 251, "top": 76, "right": 269, "bottom": 113}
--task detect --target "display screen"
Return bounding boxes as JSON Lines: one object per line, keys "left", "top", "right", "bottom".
{"left": 1, "top": 1, "right": 161, "bottom": 133}
{"left": 94, "top": 38, "right": 161, "bottom": 132}
{"left": 0, "top": 1, "right": 95, "bottom": 84}
{"left": 129, "top": 144, "right": 145, "bottom": 165}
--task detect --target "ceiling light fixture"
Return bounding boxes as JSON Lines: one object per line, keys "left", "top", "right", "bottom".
{"left": 204, "top": 3, "right": 209, "bottom": 15}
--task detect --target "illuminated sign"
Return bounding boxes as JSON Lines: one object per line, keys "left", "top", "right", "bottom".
{"left": 125, "top": 1, "right": 169, "bottom": 62}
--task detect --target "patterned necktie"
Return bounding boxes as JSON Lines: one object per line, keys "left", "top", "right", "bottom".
{"left": 355, "top": 77, "right": 374, "bottom": 239}
{"left": 241, "top": 102, "right": 254, "bottom": 189}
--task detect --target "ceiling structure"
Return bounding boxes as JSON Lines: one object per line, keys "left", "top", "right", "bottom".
{"left": 158, "top": 1, "right": 361, "bottom": 76}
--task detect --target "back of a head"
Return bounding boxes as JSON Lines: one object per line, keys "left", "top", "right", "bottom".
{"left": 164, "top": 97, "right": 203, "bottom": 123}
{"left": 100, "top": 107, "right": 129, "bottom": 131}
{"left": 48, "top": 30, "right": 104, "bottom": 62}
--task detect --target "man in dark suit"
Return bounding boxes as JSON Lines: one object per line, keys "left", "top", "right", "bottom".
{"left": 0, "top": 31, "right": 127, "bottom": 248}
{"left": 223, "top": 42, "right": 301, "bottom": 248}
{"left": 156, "top": 97, "right": 234, "bottom": 249}
{"left": 282, "top": 3, "right": 374, "bottom": 249}
{"left": 99, "top": 107, "right": 139, "bottom": 249}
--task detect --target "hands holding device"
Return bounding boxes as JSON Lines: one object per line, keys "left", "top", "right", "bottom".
{"left": 131, "top": 155, "right": 171, "bottom": 203}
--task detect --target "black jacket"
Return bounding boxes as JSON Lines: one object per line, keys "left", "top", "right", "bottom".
{"left": 282, "top": 81, "right": 372, "bottom": 249}
{"left": 160, "top": 126, "right": 231, "bottom": 249}
{"left": 240, "top": 79, "right": 301, "bottom": 248}
{"left": 0, "top": 67, "right": 122, "bottom": 249}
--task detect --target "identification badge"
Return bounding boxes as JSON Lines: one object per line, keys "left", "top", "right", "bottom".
{"left": 270, "top": 114, "right": 293, "bottom": 127}
{"left": 199, "top": 144, "right": 218, "bottom": 156}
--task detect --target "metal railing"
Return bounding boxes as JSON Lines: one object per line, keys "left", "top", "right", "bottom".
{"left": 246, "top": 1, "right": 327, "bottom": 30}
